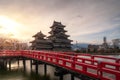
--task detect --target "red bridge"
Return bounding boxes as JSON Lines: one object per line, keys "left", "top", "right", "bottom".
{"left": 0, "top": 50, "right": 120, "bottom": 80}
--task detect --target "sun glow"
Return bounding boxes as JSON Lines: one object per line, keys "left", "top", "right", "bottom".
{"left": 0, "top": 15, "right": 21, "bottom": 38}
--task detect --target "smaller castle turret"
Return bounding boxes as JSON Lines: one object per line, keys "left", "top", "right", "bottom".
{"left": 30, "top": 31, "right": 52, "bottom": 50}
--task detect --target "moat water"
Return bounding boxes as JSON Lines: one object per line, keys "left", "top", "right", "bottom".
{"left": 0, "top": 60, "right": 80, "bottom": 80}
{"left": 0, "top": 55, "right": 119, "bottom": 80}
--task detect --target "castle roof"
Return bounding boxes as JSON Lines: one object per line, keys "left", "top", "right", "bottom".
{"left": 33, "top": 31, "right": 46, "bottom": 38}
{"left": 50, "top": 21, "right": 65, "bottom": 28}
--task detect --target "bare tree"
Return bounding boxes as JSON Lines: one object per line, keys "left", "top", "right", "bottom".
{"left": 0, "top": 37, "right": 29, "bottom": 50}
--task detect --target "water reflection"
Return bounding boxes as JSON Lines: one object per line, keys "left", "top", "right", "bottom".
{"left": 0, "top": 60, "right": 58, "bottom": 80}
{"left": 0, "top": 69, "right": 27, "bottom": 80}
{"left": 0, "top": 69, "right": 53, "bottom": 80}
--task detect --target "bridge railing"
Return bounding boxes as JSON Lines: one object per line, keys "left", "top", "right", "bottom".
{"left": 0, "top": 50, "right": 21, "bottom": 56}
{"left": 0, "top": 50, "right": 120, "bottom": 80}
{"left": 20, "top": 50, "right": 120, "bottom": 80}
{"left": 73, "top": 54, "right": 120, "bottom": 64}
{"left": 52, "top": 52, "right": 120, "bottom": 64}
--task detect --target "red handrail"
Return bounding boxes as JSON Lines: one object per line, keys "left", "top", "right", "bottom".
{"left": 0, "top": 50, "right": 120, "bottom": 80}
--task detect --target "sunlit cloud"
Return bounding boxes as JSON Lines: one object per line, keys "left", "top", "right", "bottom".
{"left": 0, "top": 0, "right": 120, "bottom": 43}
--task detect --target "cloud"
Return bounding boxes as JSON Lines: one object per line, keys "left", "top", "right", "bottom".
{"left": 0, "top": 0, "right": 120, "bottom": 43}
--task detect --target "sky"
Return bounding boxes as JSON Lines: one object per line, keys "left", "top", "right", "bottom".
{"left": 0, "top": 0, "right": 120, "bottom": 44}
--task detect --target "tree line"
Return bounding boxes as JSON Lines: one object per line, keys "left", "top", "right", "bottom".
{"left": 0, "top": 37, "right": 29, "bottom": 50}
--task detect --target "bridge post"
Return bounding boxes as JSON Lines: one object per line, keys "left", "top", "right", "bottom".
{"left": 23, "top": 58, "right": 26, "bottom": 71}
{"left": 91, "top": 56, "right": 94, "bottom": 65}
{"left": 116, "top": 59, "right": 120, "bottom": 71}
{"left": 59, "top": 75, "right": 63, "bottom": 80}
{"left": 71, "top": 74, "right": 74, "bottom": 80}
{"left": 97, "top": 61, "right": 103, "bottom": 79}
{"left": 35, "top": 60, "right": 38, "bottom": 74}
{"left": 0, "top": 60, "right": 5, "bottom": 69}
{"left": 9, "top": 59, "right": 11, "bottom": 70}
{"left": 17, "top": 59, "right": 19, "bottom": 68}
{"left": 44, "top": 63, "right": 47, "bottom": 76}
{"left": 4, "top": 60, "right": 7, "bottom": 69}
{"left": 30, "top": 59, "right": 33, "bottom": 71}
